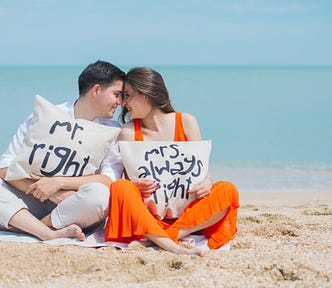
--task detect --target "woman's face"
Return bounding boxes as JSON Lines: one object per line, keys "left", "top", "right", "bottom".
{"left": 123, "top": 82, "right": 151, "bottom": 119}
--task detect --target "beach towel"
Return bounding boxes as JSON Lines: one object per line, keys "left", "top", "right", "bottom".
{"left": 0, "top": 229, "right": 230, "bottom": 250}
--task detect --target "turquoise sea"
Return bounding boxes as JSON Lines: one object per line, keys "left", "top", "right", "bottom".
{"left": 1, "top": 66, "right": 331, "bottom": 192}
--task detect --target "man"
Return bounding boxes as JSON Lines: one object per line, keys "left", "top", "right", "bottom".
{"left": 0, "top": 60, "right": 125, "bottom": 241}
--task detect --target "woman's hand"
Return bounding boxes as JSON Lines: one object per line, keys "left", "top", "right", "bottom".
{"left": 133, "top": 178, "right": 159, "bottom": 198}
{"left": 26, "top": 173, "right": 63, "bottom": 202}
{"left": 188, "top": 175, "right": 213, "bottom": 199}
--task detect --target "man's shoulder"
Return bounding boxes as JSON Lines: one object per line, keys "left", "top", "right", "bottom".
{"left": 48, "top": 101, "right": 73, "bottom": 118}
{"left": 94, "top": 118, "right": 121, "bottom": 128}
{"left": 54, "top": 101, "right": 121, "bottom": 128}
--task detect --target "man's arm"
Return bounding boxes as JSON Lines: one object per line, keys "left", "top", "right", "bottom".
{"left": 0, "top": 168, "right": 7, "bottom": 180}
{"left": 0, "top": 168, "right": 36, "bottom": 192}
{"left": 34, "top": 174, "right": 112, "bottom": 204}
{"left": 1, "top": 167, "right": 111, "bottom": 202}
{"left": 30, "top": 173, "right": 112, "bottom": 191}
{"left": 25, "top": 173, "right": 112, "bottom": 202}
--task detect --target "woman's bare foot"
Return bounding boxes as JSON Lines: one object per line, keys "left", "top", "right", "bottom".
{"left": 145, "top": 234, "right": 203, "bottom": 256}
{"left": 171, "top": 245, "right": 204, "bottom": 256}
{"left": 50, "top": 224, "right": 85, "bottom": 241}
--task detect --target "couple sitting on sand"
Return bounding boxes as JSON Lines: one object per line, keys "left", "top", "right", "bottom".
{"left": 0, "top": 60, "right": 239, "bottom": 255}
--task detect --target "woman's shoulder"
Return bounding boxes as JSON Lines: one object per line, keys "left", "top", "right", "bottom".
{"left": 118, "top": 122, "right": 135, "bottom": 141}
{"left": 179, "top": 112, "right": 201, "bottom": 140}
{"left": 122, "top": 121, "right": 134, "bottom": 129}
{"left": 180, "top": 112, "right": 198, "bottom": 125}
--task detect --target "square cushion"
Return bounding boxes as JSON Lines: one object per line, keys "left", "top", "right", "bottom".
{"left": 5, "top": 95, "right": 120, "bottom": 181}
{"left": 119, "top": 140, "right": 211, "bottom": 220}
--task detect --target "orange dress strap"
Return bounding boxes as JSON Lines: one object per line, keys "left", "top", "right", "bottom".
{"left": 133, "top": 119, "right": 143, "bottom": 141}
{"left": 174, "top": 112, "right": 187, "bottom": 141}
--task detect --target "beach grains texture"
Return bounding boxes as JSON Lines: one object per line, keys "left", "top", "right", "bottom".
{"left": 0, "top": 191, "right": 331, "bottom": 288}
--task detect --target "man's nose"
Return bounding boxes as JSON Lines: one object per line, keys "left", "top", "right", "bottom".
{"left": 118, "top": 97, "right": 123, "bottom": 105}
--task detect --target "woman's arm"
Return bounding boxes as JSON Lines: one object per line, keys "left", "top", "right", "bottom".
{"left": 182, "top": 113, "right": 213, "bottom": 198}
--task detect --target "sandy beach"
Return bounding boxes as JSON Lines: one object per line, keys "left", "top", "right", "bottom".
{"left": 0, "top": 190, "right": 331, "bottom": 288}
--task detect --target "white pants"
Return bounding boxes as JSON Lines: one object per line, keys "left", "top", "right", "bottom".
{"left": 0, "top": 179, "right": 110, "bottom": 230}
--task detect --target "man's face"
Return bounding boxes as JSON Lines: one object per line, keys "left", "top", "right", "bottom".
{"left": 96, "top": 80, "right": 123, "bottom": 118}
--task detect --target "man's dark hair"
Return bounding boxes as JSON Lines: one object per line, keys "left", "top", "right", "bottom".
{"left": 78, "top": 60, "right": 126, "bottom": 96}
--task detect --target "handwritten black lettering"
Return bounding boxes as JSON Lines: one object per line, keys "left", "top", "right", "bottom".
{"left": 71, "top": 123, "right": 84, "bottom": 141}
{"left": 138, "top": 143, "right": 205, "bottom": 205}
{"left": 169, "top": 144, "right": 180, "bottom": 158}
{"left": 41, "top": 145, "right": 54, "bottom": 168}
{"left": 29, "top": 143, "right": 46, "bottom": 165}
{"left": 191, "top": 160, "right": 203, "bottom": 177}
{"left": 49, "top": 120, "right": 84, "bottom": 144}
{"left": 49, "top": 121, "right": 71, "bottom": 134}
{"left": 179, "top": 155, "right": 196, "bottom": 175}
{"left": 137, "top": 165, "right": 151, "bottom": 178}
{"left": 40, "top": 146, "right": 71, "bottom": 176}
{"left": 144, "top": 148, "right": 160, "bottom": 161}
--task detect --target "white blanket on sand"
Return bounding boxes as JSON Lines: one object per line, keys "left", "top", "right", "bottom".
{"left": 0, "top": 230, "right": 230, "bottom": 251}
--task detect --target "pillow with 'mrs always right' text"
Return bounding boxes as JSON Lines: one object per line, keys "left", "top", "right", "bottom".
{"left": 119, "top": 140, "right": 211, "bottom": 220}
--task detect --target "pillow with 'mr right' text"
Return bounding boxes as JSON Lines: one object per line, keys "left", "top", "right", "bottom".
{"left": 5, "top": 95, "right": 120, "bottom": 181}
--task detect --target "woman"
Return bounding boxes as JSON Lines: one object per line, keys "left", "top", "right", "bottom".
{"left": 104, "top": 67, "right": 239, "bottom": 255}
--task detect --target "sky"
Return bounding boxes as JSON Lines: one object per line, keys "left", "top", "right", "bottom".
{"left": 0, "top": 0, "right": 331, "bottom": 66}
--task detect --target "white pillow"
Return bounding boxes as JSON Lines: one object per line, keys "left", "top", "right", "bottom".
{"left": 119, "top": 140, "right": 211, "bottom": 220}
{"left": 5, "top": 95, "right": 120, "bottom": 181}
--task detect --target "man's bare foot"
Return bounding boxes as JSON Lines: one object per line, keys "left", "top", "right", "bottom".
{"left": 52, "top": 224, "right": 85, "bottom": 241}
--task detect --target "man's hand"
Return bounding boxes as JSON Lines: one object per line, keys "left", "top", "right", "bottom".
{"left": 26, "top": 174, "right": 62, "bottom": 202}
{"left": 48, "top": 190, "right": 76, "bottom": 204}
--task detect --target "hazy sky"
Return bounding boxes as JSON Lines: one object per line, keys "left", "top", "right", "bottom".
{"left": 0, "top": 0, "right": 331, "bottom": 66}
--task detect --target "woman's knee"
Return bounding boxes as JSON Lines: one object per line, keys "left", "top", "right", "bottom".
{"left": 111, "top": 179, "right": 133, "bottom": 191}
{"left": 211, "top": 181, "right": 239, "bottom": 205}
{"left": 111, "top": 179, "right": 141, "bottom": 200}
{"left": 214, "top": 180, "right": 238, "bottom": 192}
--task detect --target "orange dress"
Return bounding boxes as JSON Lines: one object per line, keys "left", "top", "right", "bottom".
{"left": 104, "top": 112, "right": 239, "bottom": 249}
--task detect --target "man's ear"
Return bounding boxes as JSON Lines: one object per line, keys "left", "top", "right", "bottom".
{"left": 91, "top": 84, "right": 101, "bottom": 97}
